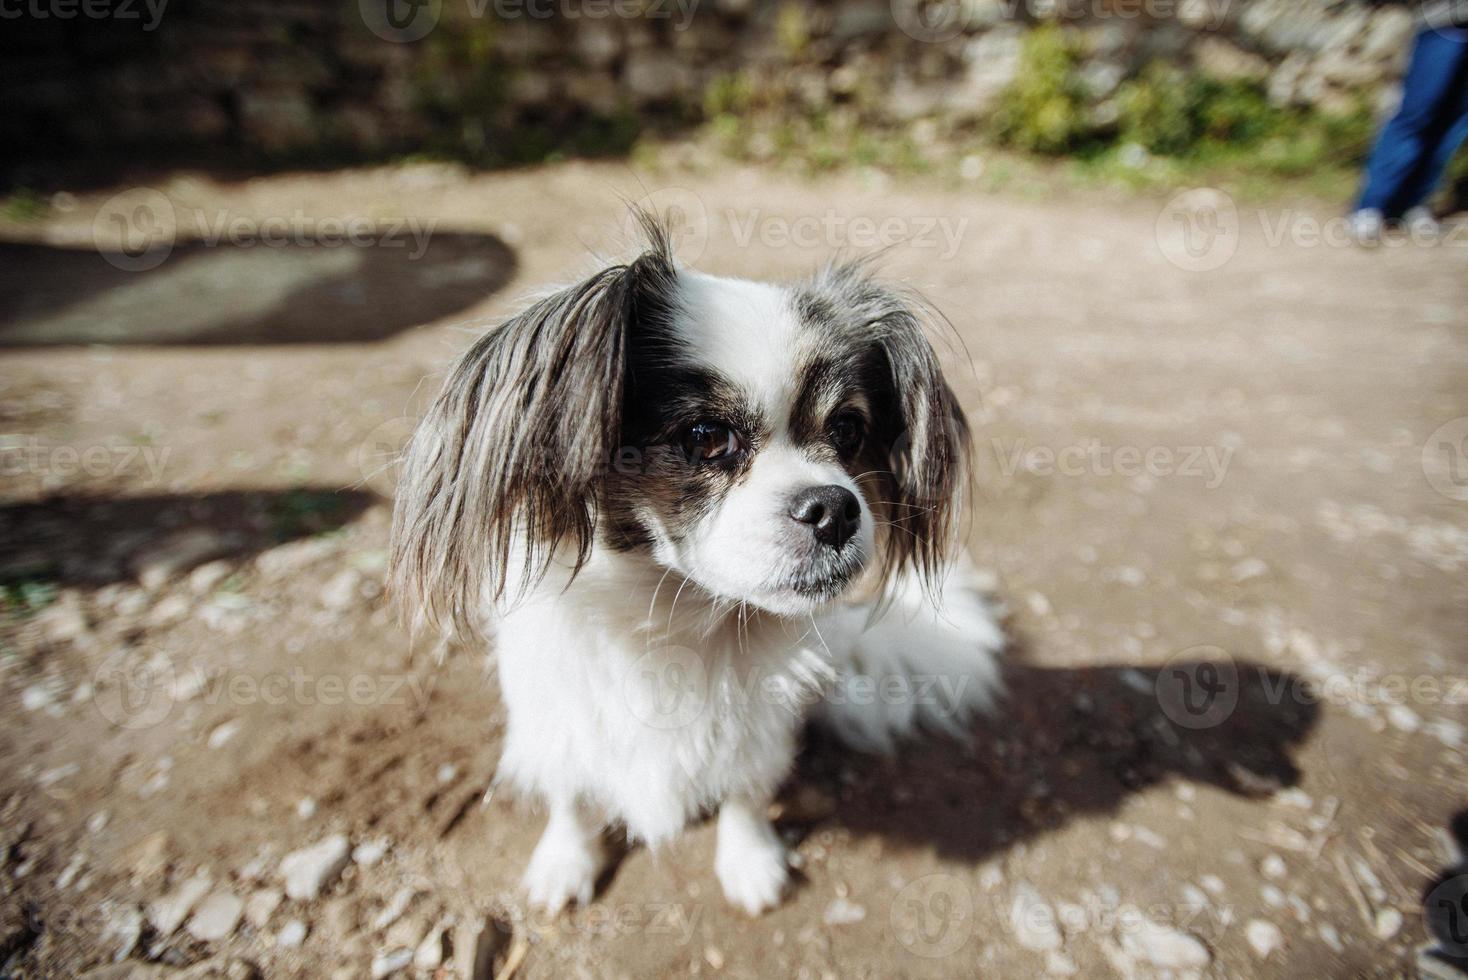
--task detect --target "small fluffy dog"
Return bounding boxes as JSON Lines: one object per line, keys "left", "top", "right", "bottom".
{"left": 390, "top": 215, "right": 1003, "bottom": 915}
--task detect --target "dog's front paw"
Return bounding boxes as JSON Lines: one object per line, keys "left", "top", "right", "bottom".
{"left": 523, "top": 833, "right": 598, "bottom": 914}
{"left": 716, "top": 834, "right": 789, "bottom": 916}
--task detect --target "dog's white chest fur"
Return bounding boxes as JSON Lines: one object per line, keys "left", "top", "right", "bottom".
{"left": 494, "top": 553, "right": 834, "bottom": 846}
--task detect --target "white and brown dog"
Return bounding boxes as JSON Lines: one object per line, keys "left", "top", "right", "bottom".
{"left": 390, "top": 214, "right": 1003, "bottom": 915}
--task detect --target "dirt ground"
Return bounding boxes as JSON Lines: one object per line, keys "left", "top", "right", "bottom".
{"left": 1, "top": 160, "right": 1466, "bottom": 979}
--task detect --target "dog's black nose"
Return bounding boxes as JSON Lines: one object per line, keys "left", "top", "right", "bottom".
{"left": 789, "top": 485, "right": 861, "bottom": 549}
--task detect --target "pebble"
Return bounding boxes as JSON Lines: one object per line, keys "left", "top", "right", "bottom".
{"left": 21, "top": 682, "right": 58, "bottom": 712}
{"left": 1375, "top": 907, "right": 1403, "bottom": 940}
{"left": 371, "top": 887, "right": 418, "bottom": 932}
{"left": 276, "top": 919, "right": 309, "bottom": 948}
{"left": 147, "top": 873, "right": 213, "bottom": 936}
{"left": 135, "top": 529, "right": 233, "bottom": 590}
{"left": 280, "top": 834, "right": 351, "bottom": 900}
{"left": 189, "top": 560, "right": 234, "bottom": 595}
{"left": 370, "top": 948, "right": 413, "bottom": 979}
{"left": 296, "top": 798, "right": 317, "bottom": 820}
{"left": 207, "top": 721, "right": 242, "bottom": 749}
{"left": 1009, "top": 881, "right": 1062, "bottom": 952}
{"left": 100, "top": 903, "right": 144, "bottom": 961}
{"left": 1260, "top": 854, "right": 1286, "bottom": 879}
{"left": 352, "top": 838, "right": 390, "bottom": 867}
{"left": 1120, "top": 915, "right": 1211, "bottom": 970}
{"left": 704, "top": 946, "right": 725, "bottom": 970}
{"left": 412, "top": 926, "right": 448, "bottom": 971}
{"left": 823, "top": 897, "right": 866, "bottom": 926}
{"left": 147, "top": 594, "right": 192, "bottom": 627}
{"left": 319, "top": 569, "right": 364, "bottom": 611}
{"left": 1245, "top": 919, "right": 1283, "bottom": 958}
{"left": 1387, "top": 705, "right": 1421, "bottom": 733}
{"left": 187, "top": 892, "right": 245, "bottom": 942}
{"left": 1045, "top": 951, "right": 1079, "bottom": 976}
{"left": 244, "top": 888, "right": 283, "bottom": 929}
{"left": 1200, "top": 875, "right": 1225, "bottom": 896}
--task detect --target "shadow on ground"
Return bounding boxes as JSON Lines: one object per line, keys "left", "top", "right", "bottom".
{"left": 0, "top": 488, "right": 377, "bottom": 590}
{"left": 789, "top": 654, "right": 1319, "bottom": 864}
{"left": 0, "top": 230, "right": 515, "bottom": 346}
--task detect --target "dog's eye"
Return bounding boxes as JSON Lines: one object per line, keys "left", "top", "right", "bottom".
{"left": 829, "top": 412, "right": 866, "bottom": 456}
{"left": 683, "top": 422, "right": 744, "bottom": 462}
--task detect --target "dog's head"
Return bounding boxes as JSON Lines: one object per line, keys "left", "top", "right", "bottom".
{"left": 391, "top": 215, "right": 970, "bottom": 636}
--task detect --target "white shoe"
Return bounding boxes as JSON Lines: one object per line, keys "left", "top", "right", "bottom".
{"left": 1403, "top": 206, "right": 1441, "bottom": 241}
{"left": 1349, "top": 208, "right": 1385, "bottom": 246}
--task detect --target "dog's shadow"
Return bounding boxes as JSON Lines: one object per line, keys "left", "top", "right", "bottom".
{"left": 783, "top": 651, "right": 1319, "bottom": 864}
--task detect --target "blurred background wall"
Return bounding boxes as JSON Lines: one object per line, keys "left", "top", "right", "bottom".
{"left": 0, "top": 0, "right": 1424, "bottom": 188}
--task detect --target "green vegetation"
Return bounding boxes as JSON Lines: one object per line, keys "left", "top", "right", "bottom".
{"left": 0, "top": 575, "right": 58, "bottom": 620}
{"left": 686, "top": 23, "right": 1394, "bottom": 203}
{"left": 2, "top": 189, "right": 49, "bottom": 222}
{"left": 993, "top": 25, "right": 1094, "bottom": 155}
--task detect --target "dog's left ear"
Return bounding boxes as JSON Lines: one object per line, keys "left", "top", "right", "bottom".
{"left": 391, "top": 217, "right": 678, "bottom": 639}
{"left": 811, "top": 263, "right": 972, "bottom": 595}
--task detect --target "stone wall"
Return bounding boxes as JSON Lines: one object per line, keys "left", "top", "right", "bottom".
{"left": 1, "top": 0, "right": 1419, "bottom": 169}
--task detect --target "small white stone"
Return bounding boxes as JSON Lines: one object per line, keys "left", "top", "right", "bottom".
{"left": 1373, "top": 907, "right": 1402, "bottom": 940}
{"left": 276, "top": 919, "right": 308, "bottom": 948}
{"left": 244, "top": 888, "right": 283, "bottom": 929}
{"left": 147, "top": 873, "right": 213, "bottom": 937}
{"left": 279, "top": 835, "right": 350, "bottom": 901}
{"left": 371, "top": 887, "right": 418, "bottom": 932}
{"left": 352, "top": 838, "right": 390, "bottom": 867}
{"left": 22, "top": 682, "right": 58, "bottom": 712}
{"left": 413, "top": 923, "right": 449, "bottom": 971}
{"left": 296, "top": 798, "right": 317, "bottom": 820}
{"left": 319, "top": 569, "right": 363, "bottom": 611}
{"left": 823, "top": 897, "right": 866, "bottom": 926}
{"left": 187, "top": 892, "right": 244, "bottom": 942}
{"left": 1044, "top": 950, "right": 1078, "bottom": 976}
{"left": 1386, "top": 705, "right": 1420, "bottom": 733}
{"left": 1245, "top": 919, "right": 1283, "bottom": 958}
{"left": 1200, "top": 875, "right": 1225, "bottom": 896}
{"left": 1010, "top": 882, "right": 1062, "bottom": 952}
{"left": 1121, "top": 915, "right": 1211, "bottom": 969}
{"left": 207, "top": 720, "right": 241, "bottom": 749}
{"left": 1260, "top": 854, "right": 1287, "bottom": 879}
{"left": 370, "top": 947, "right": 413, "bottom": 979}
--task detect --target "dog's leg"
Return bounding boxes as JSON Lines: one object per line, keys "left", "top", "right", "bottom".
{"left": 715, "top": 792, "right": 788, "bottom": 915}
{"left": 523, "top": 797, "right": 602, "bottom": 914}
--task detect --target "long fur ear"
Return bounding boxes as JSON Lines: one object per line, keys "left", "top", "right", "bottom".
{"left": 811, "top": 261, "right": 972, "bottom": 598}
{"left": 390, "top": 216, "right": 678, "bottom": 640}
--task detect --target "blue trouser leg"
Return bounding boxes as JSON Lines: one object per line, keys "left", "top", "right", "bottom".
{"left": 1357, "top": 28, "right": 1468, "bottom": 215}
{"left": 1395, "top": 33, "right": 1468, "bottom": 212}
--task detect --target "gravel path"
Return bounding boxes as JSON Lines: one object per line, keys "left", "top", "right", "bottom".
{"left": 1, "top": 161, "right": 1465, "bottom": 978}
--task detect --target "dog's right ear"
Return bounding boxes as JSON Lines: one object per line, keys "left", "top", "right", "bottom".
{"left": 390, "top": 216, "right": 678, "bottom": 640}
